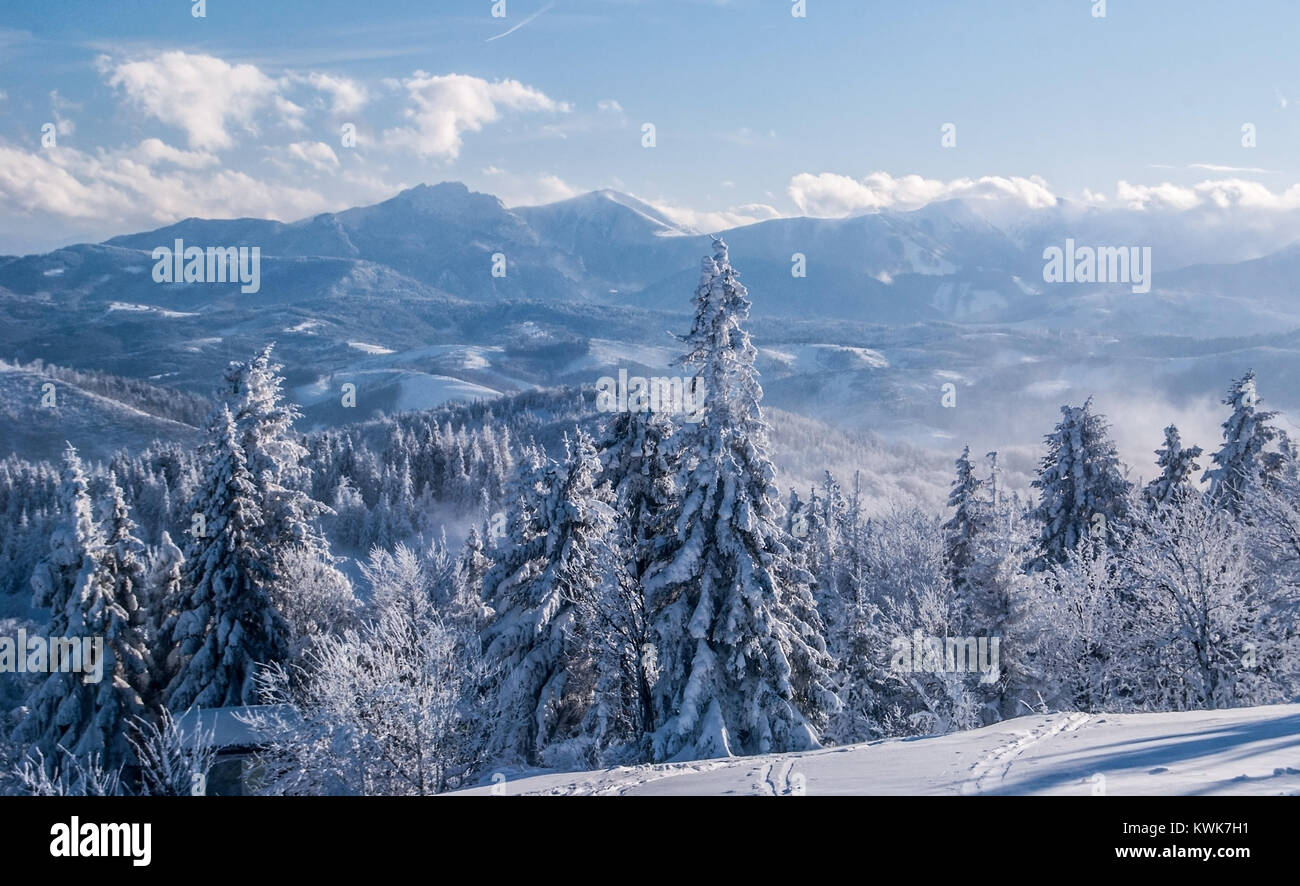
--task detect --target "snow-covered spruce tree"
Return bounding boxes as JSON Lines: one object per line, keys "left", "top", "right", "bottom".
{"left": 985, "top": 451, "right": 1002, "bottom": 509}
{"left": 222, "top": 344, "right": 324, "bottom": 541}
{"left": 812, "top": 471, "right": 851, "bottom": 620}
{"left": 327, "top": 476, "right": 367, "bottom": 549}
{"left": 819, "top": 472, "right": 882, "bottom": 745}
{"left": 480, "top": 431, "right": 615, "bottom": 766}
{"left": 422, "top": 530, "right": 485, "bottom": 625}
{"left": 166, "top": 406, "right": 288, "bottom": 710}
{"left": 586, "top": 409, "right": 677, "bottom": 761}
{"left": 944, "top": 444, "right": 986, "bottom": 593}
{"left": 223, "top": 344, "right": 346, "bottom": 651}
{"left": 787, "top": 480, "right": 846, "bottom": 629}
{"left": 598, "top": 409, "right": 677, "bottom": 579}
{"left": 16, "top": 445, "right": 104, "bottom": 764}
{"left": 16, "top": 469, "right": 151, "bottom": 773}
{"left": 642, "top": 240, "right": 838, "bottom": 761}
{"left": 143, "top": 531, "right": 183, "bottom": 703}
{"left": 74, "top": 475, "right": 152, "bottom": 763}
{"left": 963, "top": 489, "right": 1043, "bottom": 721}
{"left": 1204, "top": 370, "right": 1280, "bottom": 515}
{"left": 1144, "top": 424, "right": 1203, "bottom": 509}
{"left": 1031, "top": 398, "right": 1132, "bottom": 567}
{"left": 477, "top": 442, "right": 548, "bottom": 630}
{"left": 27, "top": 444, "right": 98, "bottom": 640}
{"left": 453, "top": 525, "right": 493, "bottom": 620}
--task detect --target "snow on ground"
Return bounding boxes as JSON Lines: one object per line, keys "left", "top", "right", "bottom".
{"left": 569, "top": 338, "right": 680, "bottom": 373}
{"left": 352, "top": 343, "right": 504, "bottom": 371}
{"left": 389, "top": 371, "right": 499, "bottom": 411}
{"left": 107, "top": 301, "right": 197, "bottom": 318}
{"left": 453, "top": 705, "right": 1300, "bottom": 796}
{"left": 183, "top": 337, "right": 222, "bottom": 352}
{"left": 757, "top": 344, "right": 889, "bottom": 374}
{"left": 295, "top": 368, "right": 500, "bottom": 410}
{"left": 347, "top": 341, "right": 396, "bottom": 355}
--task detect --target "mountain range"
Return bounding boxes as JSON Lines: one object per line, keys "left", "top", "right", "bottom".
{"left": 4, "top": 181, "right": 1300, "bottom": 492}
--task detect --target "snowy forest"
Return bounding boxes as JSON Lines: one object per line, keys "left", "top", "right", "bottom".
{"left": 1, "top": 240, "right": 1297, "bottom": 795}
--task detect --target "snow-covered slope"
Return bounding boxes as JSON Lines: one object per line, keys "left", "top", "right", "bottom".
{"left": 0, "top": 361, "right": 201, "bottom": 462}
{"left": 455, "top": 705, "right": 1300, "bottom": 796}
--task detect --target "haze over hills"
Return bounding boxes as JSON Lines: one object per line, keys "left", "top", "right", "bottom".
{"left": 4, "top": 181, "right": 1300, "bottom": 486}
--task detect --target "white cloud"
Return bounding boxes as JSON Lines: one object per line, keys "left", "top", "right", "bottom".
{"left": 273, "top": 95, "right": 307, "bottom": 130}
{"left": 644, "top": 198, "right": 782, "bottom": 232}
{"left": 287, "top": 140, "right": 340, "bottom": 171}
{"left": 1194, "top": 178, "right": 1300, "bottom": 210}
{"left": 1109, "top": 178, "right": 1300, "bottom": 211}
{"left": 384, "top": 72, "right": 569, "bottom": 159}
{"left": 1114, "top": 180, "right": 1202, "bottom": 211}
{"left": 302, "top": 72, "right": 369, "bottom": 115}
{"left": 102, "top": 51, "right": 287, "bottom": 150}
{"left": 783, "top": 169, "right": 1300, "bottom": 218}
{"left": 131, "top": 138, "right": 219, "bottom": 169}
{"left": 597, "top": 99, "right": 624, "bottom": 114}
{"left": 0, "top": 137, "right": 397, "bottom": 238}
{"left": 787, "top": 171, "right": 1058, "bottom": 217}
{"left": 0, "top": 145, "right": 121, "bottom": 220}
{"left": 491, "top": 172, "right": 579, "bottom": 206}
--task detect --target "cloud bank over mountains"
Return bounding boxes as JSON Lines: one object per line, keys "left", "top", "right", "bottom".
{"left": 5, "top": 48, "right": 1300, "bottom": 255}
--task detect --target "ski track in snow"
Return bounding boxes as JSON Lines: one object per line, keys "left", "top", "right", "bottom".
{"left": 597, "top": 761, "right": 732, "bottom": 796}
{"left": 497, "top": 760, "right": 733, "bottom": 796}
{"left": 754, "top": 761, "right": 784, "bottom": 796}
{"left": 775, "top": 759, "right": 793, "bottom": 795}
{"left": 961, "top": 712, "right": 1091, "bottom": 795}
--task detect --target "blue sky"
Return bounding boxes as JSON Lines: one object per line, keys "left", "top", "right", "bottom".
{"left": 2, "top": 0, "right": 1299, "bottom": 252}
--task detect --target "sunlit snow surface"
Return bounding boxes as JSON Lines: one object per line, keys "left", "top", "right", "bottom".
{"left": 455, "top": 705, "right": 1300, "bottom": 796}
